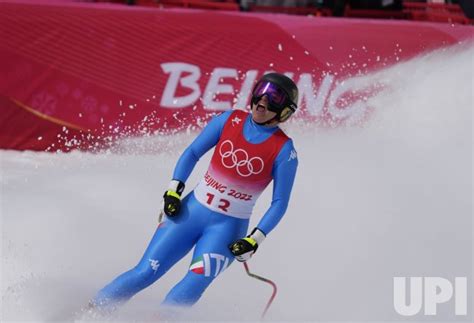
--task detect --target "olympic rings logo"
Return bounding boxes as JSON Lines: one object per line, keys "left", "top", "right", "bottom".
{"left": 219, "top": 140, "right": 264, "bottom": 177}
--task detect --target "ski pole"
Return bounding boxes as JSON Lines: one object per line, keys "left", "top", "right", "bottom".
{"left": 157, "top": 201, "right": 165, "bottom": 227}
{"left": 243, "top": 261, "right": 278, "bottom": 319}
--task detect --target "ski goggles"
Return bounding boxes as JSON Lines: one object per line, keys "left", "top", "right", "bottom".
{"left": 252, "top": 81, "right": 296, "bottom": 113}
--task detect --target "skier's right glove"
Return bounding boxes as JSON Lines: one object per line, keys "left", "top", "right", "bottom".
{"left": 163, "top": 179, "right": 185, "bottom": 217}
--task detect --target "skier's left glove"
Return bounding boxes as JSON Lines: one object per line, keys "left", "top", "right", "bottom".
{"left": 228, "top": 228, "right": 266, "bottom": 262}
{"left": 163, "top": 179, "right": 185, "bottom": 217}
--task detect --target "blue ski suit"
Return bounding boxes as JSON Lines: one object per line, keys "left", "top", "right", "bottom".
{"left": 93, "top": 110, "right": 298, "bottom": 307}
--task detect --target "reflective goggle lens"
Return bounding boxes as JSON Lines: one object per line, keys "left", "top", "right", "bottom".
{"left": 252, "top": 81, "right": 288, "bottom": 106}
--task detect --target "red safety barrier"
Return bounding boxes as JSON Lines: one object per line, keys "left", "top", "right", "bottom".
{"left": 343, "top": 1, "right": 471, "bottom": 25}
{"left": 155, "top": 0, "right": 239, "bottom": 10}
{"left": 403, "top": 1, "right": 470, "bottom": 24}
{"left": 344, "top": 8, "right": 408, "bottom": 20}
{"left": 248, "top": 5, "right": 331, "bottom": 16}
{"left": 0, "top": 1, "right": 473, "bottom": 151}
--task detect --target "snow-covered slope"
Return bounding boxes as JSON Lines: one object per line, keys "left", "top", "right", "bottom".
{"left": 1, "top": 44, "right": 472, "bottom": 322}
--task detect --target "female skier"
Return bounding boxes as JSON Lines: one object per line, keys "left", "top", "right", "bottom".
{"left": 91, "top": 72, "right": 299, "bottom": 310}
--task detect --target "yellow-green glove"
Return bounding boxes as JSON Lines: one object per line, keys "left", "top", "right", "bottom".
{"left": 229, "top": 228, "right": 266, "bottom": 262}
{"left": 163, "top": 180, "right": 185, "bottom": 217}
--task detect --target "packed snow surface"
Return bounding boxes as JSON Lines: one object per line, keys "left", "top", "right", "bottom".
{"left": 1, "top": 44, "right": 472, "bottom": 322}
